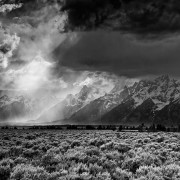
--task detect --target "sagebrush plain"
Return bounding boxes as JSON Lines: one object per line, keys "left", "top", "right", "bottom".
{"left": 0, "top": 130, "right": 180, "bottom": 180}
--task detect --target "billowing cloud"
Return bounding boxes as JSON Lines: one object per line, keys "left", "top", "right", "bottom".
{"left": 0, "top": 1, "right": 70, "bottom": 94}
{"left": 0, "top": 3, "right": 22, "bottom": 14}
{"left": 0, "top": 33, "right": 20, "bottom": 69}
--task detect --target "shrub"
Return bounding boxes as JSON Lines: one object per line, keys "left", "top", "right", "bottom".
{"left": 65, "top": 148, "right": 87, "bottom": 163}
{"left": 112, "top": 167, "right": 133, "bottom": 180}
{"left": 136, "top": 166, "right": 163, "bottom": 179}
{"left": 25, "top": 135, "right": 36, "bottom": 140}
{"left": 95, "top": 171, "right": 111, "bottom": 180}
{"left": 42, "top": 152, "right": 61, "bottom": 166}
{"left": 0, "top": 158, "right": 14, "bottom": 168}
{"left": 86, "top": 147, "right": 100, "bottom": 156}
{"left": 3, "top": 136, "right": 10, "bottom": 140}
{"left": 41, "top": 151, "right": 62, "bottom": 172}
{"left": 0, "top": 149, "right": 9, "bottom": 160}
{"left": 48, "top": 172, "right": 61, "bottom": 180}
{"left": 122, "top": 158, "right": 141, "bottom": 173}
{"left": 15, "top": 140, "right": 22, "bottom": 146}
{"left": 60, "top": 142, "right": 70, "bottom": 152}
{"left": 9, "top": 146, "right": 23, "bottom": 157}
{"left": 80, "top": 172, "right": 92, "bottom": 180}
{"left": 14, "top": 157, "right": 27, "bottom": 165}
{"left": 89, "top": 138, "right": 105, "bottom": 147}
{"left": 23, "top": 149, "right": 39, "bottom": 158}
{"left": 114, "top": 143, "right": 131, "bottom": 153}
{"left": 71, "top": 140, "right": 81, "bottom": 148}
{"left": 89, "top": 163, "right": 103, "bottom": 176}
{"left": 23, "top": 141, "right": 34, "bottom": 149}
{"left": 0, "top": 165, "right": 11, "bottom": 180}
{"left": 162, "top": 164, "right": 180, "bottom": 179}
{"left": 10, "top": 164, "right": 49, "bottom": 180}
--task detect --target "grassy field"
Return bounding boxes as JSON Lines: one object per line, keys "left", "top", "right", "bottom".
{"left": 0, "top": 130, "right": 180, "bottom": 180}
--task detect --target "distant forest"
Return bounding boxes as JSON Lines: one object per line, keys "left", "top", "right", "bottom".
{"left": 1, "top": 124, "right": 180, "bottom": 132}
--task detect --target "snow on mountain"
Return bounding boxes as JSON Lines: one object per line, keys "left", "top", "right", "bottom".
{"left": 63, "top": 75, "right": 180, "bottom": 126}
{"left": 37, "top": 72, "right": 119, "bottom": 124}
{"left": 102, "top": 74, "right": 180, "bottom": 126}
{"left": 129, "top": 75, "right": 180, "bottom": 110}
{"left": 1, "top": 74, "right": 180, "bottom": 126}
{"left": 62, "top": 83, "right": 134, "bottom": 125}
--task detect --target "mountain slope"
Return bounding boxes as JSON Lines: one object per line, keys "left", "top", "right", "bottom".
{"left": 37, "top": 84, "right": 112, "bottom": 124}
{"left": 64, "top": 75, "right": 180, "bottom": 126}
{"left": 125, "top": 98, "right": 156, "bottom": 126}
{"left": 155, "top": 98, "right": 180, "bottom": 126}
{"left": 99, "top": 97, "right": 136, "bottom": 125}
{"left": 63, "top": 84, "right": 135, "bottom": 125}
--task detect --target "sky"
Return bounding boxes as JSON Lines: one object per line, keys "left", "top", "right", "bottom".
{"left": 1, "top": 0, "right": 180, "bottom": 99}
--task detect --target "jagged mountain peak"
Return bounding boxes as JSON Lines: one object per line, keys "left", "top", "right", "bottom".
{"left": 76, "top": 85, "right": 97, "bottom": 102}
{"left": 171, "top": 96, "right": 180, "bottom": 104}
{"left": 155, "top": 74, "right": 170, "bottom": 83}
{"left": 0, "top": 95, "right": 10, "bottom": 101}
{"left": 142, "top": 97, "right": 156, "bottom": 106}
{"left": 136, "top": 75, "right": 171, "bottom": 88}
{"left": 110, "top": 83, "right": 123, "bottom": 93}
{"left": 131, "top": 75, "right": 180, "bottom": 101}
{"left": 78, "top": 85, "right": 90, "bottom": 95}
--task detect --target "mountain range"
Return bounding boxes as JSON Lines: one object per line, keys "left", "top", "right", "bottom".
{"left": 0, "top": 94, "right": 58, "bottom": 125}
{"left": 1, "top": 74, "right": 180, "bottom": 126}
{"left": 38, "top": 74, "right": 180, "bottom": 126}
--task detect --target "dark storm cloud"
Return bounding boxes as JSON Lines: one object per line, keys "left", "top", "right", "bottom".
{"left": 62, "top": 0, "right": 180, "bottom": 33}
{"left": 54, "top": 0, "right": 180, "bottom": 78}
{"left": 54, "top": 31, "right": 180, "bottom": 77}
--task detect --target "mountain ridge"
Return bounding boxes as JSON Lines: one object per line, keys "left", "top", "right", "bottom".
{"left": 63, "top": 74, "right": 180, "bottom": 126}
{"left": 1, "top": 74, "right": 180, "bottom": 126}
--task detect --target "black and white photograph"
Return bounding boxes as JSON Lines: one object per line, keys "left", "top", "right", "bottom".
{"left": 1, "top": 0, "right": 180, "bottom": 179}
